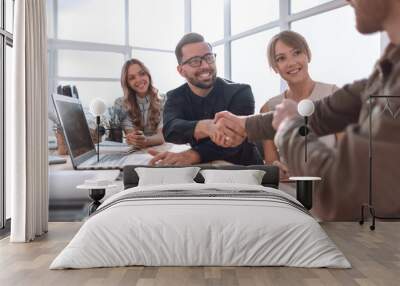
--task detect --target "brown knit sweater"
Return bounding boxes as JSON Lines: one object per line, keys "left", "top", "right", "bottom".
{"left": 246, "top": 44, "right": 400, "bottom": 221}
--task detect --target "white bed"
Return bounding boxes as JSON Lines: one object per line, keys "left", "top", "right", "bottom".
{"left": 50, "top": 183, "right": 350, "bottom": 269}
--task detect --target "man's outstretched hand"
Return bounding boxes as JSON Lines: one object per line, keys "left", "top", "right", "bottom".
{"left": 211, "top": 111, "right": 248, "bottom": 147}
{"left": 272, "top": 99, "right": 298, "bottom": 130}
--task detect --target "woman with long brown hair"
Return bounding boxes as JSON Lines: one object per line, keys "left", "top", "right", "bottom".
{"left": 114, "top": 58, "right": 166, "bottom": 149}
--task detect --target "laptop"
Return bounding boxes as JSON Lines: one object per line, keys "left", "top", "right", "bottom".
{"left": 52, "top": 94, "right": 132, "bottom": 170}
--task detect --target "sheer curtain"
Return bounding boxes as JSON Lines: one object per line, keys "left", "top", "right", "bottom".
{"left": 8, "top": 0, "right": 48, "bottom": 242}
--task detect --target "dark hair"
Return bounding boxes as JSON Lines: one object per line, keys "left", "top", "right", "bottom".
{"left": 120, "top": 58, "right": 161, "bottom": 131}
{"left": 175, "top": 32, "right": 212, "bottom": 64}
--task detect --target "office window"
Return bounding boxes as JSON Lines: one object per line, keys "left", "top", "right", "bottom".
{"left": 291, "top": 0, "right": 333, "bottom": 14}
{"left": 231, "top": 29, "right": 281, "bottom": 112}
{"left": 1, "top": 0, "right": 14, "bottom": 228}
{"left": 58, "top": 81, "right": 122, "bottom": 109}
{"left": 191, "top": 0, "right": 224, "bottom": 43}
{"left": 5, "top": 44, "right": 12, "bottom": 219}
{"left": 213, "top": 45, "right": 225, "bottom": 79}
{"left": 292, "top": 5, "right": 380, "bottom": 87}
{"left": 5, "top": 0, "right": 13, "bottom": 32}
{"left": 130, "top": 0, "right": 184, "bottom": 50}
{"left": 57, "top": 0, "right": 125, "bottom": 44}
{"left": 57, "top": 50, "right": 124, "bottom": 79}
{"left": 231, "top": 0, "right": 279, "bottom": 35}
{"left": 131, "top": 50, "right": 184, "bottom": 94}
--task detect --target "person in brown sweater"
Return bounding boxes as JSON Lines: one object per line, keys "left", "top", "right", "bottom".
{"left": 211, "top": 0, "right": 400, "bottom": 221}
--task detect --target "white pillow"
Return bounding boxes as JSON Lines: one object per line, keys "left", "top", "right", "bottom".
{"left": 135, "top": 167, "right": 201, "bottom": 186}
{"left": 200, "top": 169, "right": 266, "bottom": 185}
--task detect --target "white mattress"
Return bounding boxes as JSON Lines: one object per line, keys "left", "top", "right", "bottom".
{"left": 50, "top": 183, "right": 350, "bottom": 269}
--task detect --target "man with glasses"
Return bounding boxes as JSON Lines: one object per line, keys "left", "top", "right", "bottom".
{"left": 149, "top": 33, "right": 262, "bottom": 165}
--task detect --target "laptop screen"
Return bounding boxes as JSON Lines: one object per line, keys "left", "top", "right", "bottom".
{"left": 52, "top": 95, "right": 95, "bottom": 159}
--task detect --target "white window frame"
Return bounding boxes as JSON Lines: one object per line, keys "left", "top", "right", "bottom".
{"left": 48, "top": 0, "right": 388, "bottom": 106}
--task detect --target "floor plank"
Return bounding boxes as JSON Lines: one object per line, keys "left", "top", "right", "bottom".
{"left": 0, "top": 221, "right": 399, "bottom": 286}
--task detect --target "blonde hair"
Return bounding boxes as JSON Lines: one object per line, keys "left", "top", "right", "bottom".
{"left": 267, "top": 30, "right": 312, "bottom": 69}
{"left": 120, "top": 58, "right": 161, "bottom": 131}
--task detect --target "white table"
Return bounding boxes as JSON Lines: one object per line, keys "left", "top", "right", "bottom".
{"left": 77, "top": 181, "right": 119, "bottom": 215}
{"left": 49, "top": 143, "right": 190, "bottom": 204}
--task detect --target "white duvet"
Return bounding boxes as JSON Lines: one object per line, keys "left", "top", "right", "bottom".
{"left": 50, "top": 183, "right": 350, "bottom": 269}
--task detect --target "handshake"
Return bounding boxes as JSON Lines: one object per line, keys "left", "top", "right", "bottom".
{"left": 209, "top": 111, "right": 248, "bottom": 147}
{"left": 209, "top": 99, "right": 300, "bottom": 147}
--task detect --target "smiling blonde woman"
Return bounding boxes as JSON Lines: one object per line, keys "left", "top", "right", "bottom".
{"left": 260, "top": 30, "right": 341, "bottom": 178}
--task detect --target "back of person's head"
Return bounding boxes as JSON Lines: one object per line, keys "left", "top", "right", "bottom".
{"left": 267, "top": 30, "right": 312, "bottom": 69}
{"left": 348, "top": 0, "right": 399, "bottom": 35}
{"left": 175, "top": 32, "right": 212, "bottom": 64}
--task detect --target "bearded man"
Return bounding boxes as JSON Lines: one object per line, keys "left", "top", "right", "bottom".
{"left": 149, "top": 33, "right": 262, "bottom": 166}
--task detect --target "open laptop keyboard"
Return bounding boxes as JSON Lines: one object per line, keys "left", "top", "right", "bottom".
{"left": 98, "top": 153, "right": 126, "bottom": 164}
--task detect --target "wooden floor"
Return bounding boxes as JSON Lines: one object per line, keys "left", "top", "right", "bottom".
{"left": 0, "top": 221, "right": 399, "bottom": 286}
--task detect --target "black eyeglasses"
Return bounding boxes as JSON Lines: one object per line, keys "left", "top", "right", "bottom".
{"left": 181, "top": 53, "right": 216, "bottom": 68}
